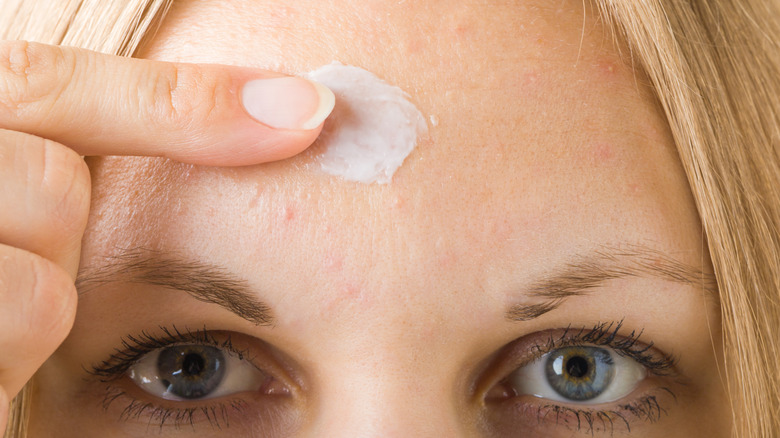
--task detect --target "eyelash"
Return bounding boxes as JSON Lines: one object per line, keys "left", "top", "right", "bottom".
{"left": 495, "top": 320, "right": 680, "bottom": 434}
{"left": 513, "top": 393, "right": 672, "bottom": 435}
{"left": 87, "top": 321, "right": 678, "bottom": 433}
{"left": 529, "top": 320, "right": 677, "bottom": 375}
{"left": 99, "top": 385, "right": 248, "bottom": 430}
{"left": 87, "top": 325, "right": 256, "bottom": 430}
{"left": 88, "top": 325, "right": 254, "bottom": 381}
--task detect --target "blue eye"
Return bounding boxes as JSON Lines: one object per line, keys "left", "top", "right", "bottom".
{"left": 156, "top": 345, "right": 226, "bottom": 399}
{"left": 128, "top": 343, "right": 271, "bottom": 401}
{"left": 545, "top": 346, "right": 615, "bottom": 401}
{"left": 509, "top": 345, "right": 646, "bottom": 404}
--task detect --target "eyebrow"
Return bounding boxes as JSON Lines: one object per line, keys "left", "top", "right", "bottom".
{"left": 75, "top": 249, "right": 273, "bottom": 326}
{"left": 75, "top": 245, "right": 713, "bottom": 326}
{"left": 506, "top": 244, "right": 717, "bottom": 321}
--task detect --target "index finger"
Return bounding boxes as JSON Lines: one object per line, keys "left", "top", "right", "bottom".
{"left": 0, "top": 40, "right": 335, "bottom": 166}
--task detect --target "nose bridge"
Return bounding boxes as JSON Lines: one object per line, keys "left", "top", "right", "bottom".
{"left": 307, "top": 358, "right": 466, "bottom": 438}
{"left": 296, "top": 274, "right": 479, "bottom": 438}
{"left": 291, "top": 191, "right": 484, "bottom": 437}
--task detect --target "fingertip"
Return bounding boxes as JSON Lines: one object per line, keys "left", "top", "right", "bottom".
{"left": 300, "top": 80, "right": 335, "bottom": 130}
{"left": 174, "top": 123, "right": 325, "bottom": 167}
{"left": 0, "top": 384, "right": 7, "bottom": 412}
{"left": 23, "top": 253, "right": 78, "bottom": 348}
{"left": 0, "top": 385, "right": 7, "bottom": 434}
{"left": 241, "top": 76, "right": 335, "bottom": 131}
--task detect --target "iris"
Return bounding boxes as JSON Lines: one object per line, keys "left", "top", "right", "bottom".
{"left": 544, "top": 346, "right": 615, "bottom": 401}
{"left": 157, "top": 345, "right": 226, "bottom": 399}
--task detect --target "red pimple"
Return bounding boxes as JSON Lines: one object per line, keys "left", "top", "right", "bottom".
{"left": 284, "top": 205, "right": 296, "bottom": 222}
{"left": 593, "top": 143, "right": 614, "bottom": 162}
{"left": 437, "top": 250, "right": 456, "bottom": 268}
{"left": 407, "top": 38, "right": 423, "bottom": 54}
{"left": 322, "top": 252, "right": 344, "bottom": 272}
{"left": 522, "top": 72, "right": 539, "bottom": 86}
{"left": 594, "top": 58, "right": 621, "bottom": 79}
{"left": 627, "top": 183, "right": 642, "bottom": 195}
{"left": 454, "top": 23, "right": 470, "bottom": 36}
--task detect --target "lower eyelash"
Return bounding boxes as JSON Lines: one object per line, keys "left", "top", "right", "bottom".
{"left": 101, "top": 385, "right": 248, "bottom": 431}
{"left": 514, "top": 389, "right": 674, "bottom": 435}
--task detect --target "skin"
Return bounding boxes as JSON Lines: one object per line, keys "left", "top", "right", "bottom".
{"left": 0, "top": 0, "right": 731, "bottom": 436}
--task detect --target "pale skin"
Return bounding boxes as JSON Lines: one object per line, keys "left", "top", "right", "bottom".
{"left": 0, "top": 0, "right": 731, "bottom": 436}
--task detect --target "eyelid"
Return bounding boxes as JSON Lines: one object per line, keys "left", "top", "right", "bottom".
{"left": 86, "top": 327, "right": 305, "bottom": 397}
{"left": 471, "top": 329, "right": 561, "bottom": 402}
{"left": 85, "top": 327, "right": 306, "bottom": 431}
{"left": 472, "top": 322, "right": 684, "bottom": 435}
{"left": 472, "top": 321, "right": 680, "bottom": 402}
{"left": 508, "top": 346, "right": 647, "bottom": 404}
{"left": 127, "top": 343, "right": 276, "bottom": 401}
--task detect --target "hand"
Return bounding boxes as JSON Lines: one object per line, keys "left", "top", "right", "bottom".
{"left": 0, "top": 40, "right": 334, "bottom": 431}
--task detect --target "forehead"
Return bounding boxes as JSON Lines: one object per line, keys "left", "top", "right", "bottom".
{"left": 85, "top": 0, "right": 700, "bottom": 300}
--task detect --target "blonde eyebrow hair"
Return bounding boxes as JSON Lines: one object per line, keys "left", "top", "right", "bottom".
{"left": 506, "top": 244, "right": 716, "bottom": 321}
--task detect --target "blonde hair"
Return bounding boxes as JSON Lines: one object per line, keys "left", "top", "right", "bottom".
{"left": 0, "top": 3, "right": 174, "bottom": 437}
{"left": 594, "top": 2, "right": 780, "bottom": 436}
{"left": 2, "top": 0, "right": 778, "bottom": 436}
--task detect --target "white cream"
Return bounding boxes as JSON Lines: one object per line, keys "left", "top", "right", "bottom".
{"left": 304, "top": 62, "right": 427, "bottom": 184}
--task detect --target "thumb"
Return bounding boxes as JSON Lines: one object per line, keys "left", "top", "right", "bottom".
{"left": 0, "top": 41, "right": 335, "bottom": 166}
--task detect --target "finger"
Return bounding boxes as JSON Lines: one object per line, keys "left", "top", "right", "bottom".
{"left": 0, "top": 244, "right": 77, "bottom": 399}
{"left": 0, "top": 129, "right": 89, "bottom": 277}
{"left": 0, "top": 385, "right": 7, "bottom": 433}
{"left": 0, "top": 40, "right": 335, "bottom": 166}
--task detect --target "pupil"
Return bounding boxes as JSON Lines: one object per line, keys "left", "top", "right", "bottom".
{"left": 183, "top": 353, "right": 205, "bottom": 376}
{"left": 565, "top": 356, "right": 590, "bottom": 378}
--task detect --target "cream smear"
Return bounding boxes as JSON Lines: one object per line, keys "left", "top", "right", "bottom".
{"left": 304, "top": 62, "right": 427, "bottom": 184}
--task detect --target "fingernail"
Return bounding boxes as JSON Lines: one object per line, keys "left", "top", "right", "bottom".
{"left": 241, "top": 77, "right": 335, "bottom": 130}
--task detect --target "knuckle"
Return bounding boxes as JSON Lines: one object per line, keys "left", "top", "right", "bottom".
{"left": 0, "top": 251, "right": 76, "bottom": 346}
{"left": 25, "top": 256, "right": 77, "bottom": 341}
{"left": 0, "top": 41, "right": 74, "bottom": 121}
{"left": 38, "top": 140, "right": 91, "bottom": 236}
{"left": 0, "top": 133, "right": 90, "bottom": 250}
{"left": 147, "top": 64, "right": 226, "bottom": 132}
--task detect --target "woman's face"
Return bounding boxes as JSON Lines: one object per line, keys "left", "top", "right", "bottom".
{"left": 31, "top": 0, "right": 729, "bottom": 436}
